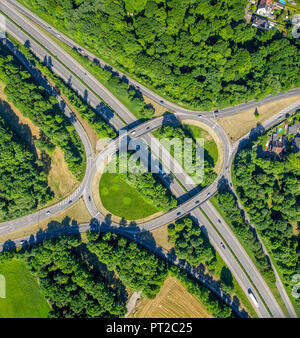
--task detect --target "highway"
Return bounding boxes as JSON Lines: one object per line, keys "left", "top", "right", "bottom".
{"left": 5, "top": 0, "right": 300, "bottom": 119}
{"left": 224, "top": 102, "right": 300, "bottom": 319}
{"left": 0, "top": 0, "right": 299, "bottom": 318}
{"left": 0, "top": 223, "right": 250, "bottom": 318}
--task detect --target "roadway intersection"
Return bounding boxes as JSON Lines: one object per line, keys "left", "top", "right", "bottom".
{"left": 0, "top": 0, "right": 300, "bottom": 318}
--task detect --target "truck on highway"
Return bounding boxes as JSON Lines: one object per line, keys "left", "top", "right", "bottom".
{"left": 248, "top": 289, "right": 259, "bottom": 308}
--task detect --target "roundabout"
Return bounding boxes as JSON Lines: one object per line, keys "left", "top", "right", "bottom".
{"left": 83, "top": 112, "right": 231, "bottom": 234}
{"left": 1, "top": 3, "right": 300, "bottom": 317}
{"left": 96, "top": 117, "right": 223, "bottom": 223}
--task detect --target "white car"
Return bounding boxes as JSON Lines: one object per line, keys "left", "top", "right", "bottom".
{"left": 46, "top": 211, "right": 51, "bottom": 215}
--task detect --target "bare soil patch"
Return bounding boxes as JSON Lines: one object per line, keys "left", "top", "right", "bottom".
{"left": 217, "top": 96, "right": 300, "bottom": 143}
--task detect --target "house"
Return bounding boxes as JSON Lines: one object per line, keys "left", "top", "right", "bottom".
{"left": 252, "top": 15, "right": 270, "bottom": 30}
{"left": 265, "top": 133, "right": 287, "bottom": 155}
{"left": 257, "top": 0, "right": 273, "bottom": 16}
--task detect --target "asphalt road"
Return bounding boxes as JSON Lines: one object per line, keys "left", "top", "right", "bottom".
{"left": 1, "top": 0, "right": 299, "bottom": 317}
{"left": 0, "top": 3, "right": 284, "bottom": 318}
{"left": 225, "top": 102, "right": 300, "bottom": 319}
{"left": 5, "top": 0, "right": 300, "bottom": 119}
{"left": 0, "top": 223, "right": 250, "bottom": 318}
{"left": 0, "top": 37, "right": 96, "bottom": 236}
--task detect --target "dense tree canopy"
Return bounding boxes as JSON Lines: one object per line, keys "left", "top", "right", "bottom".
{"left": 21, "top": 0, "right": 300, "bottom": 110}
{"left": 0, "top": 231, "right": 235, "bottom": 317}
{"left": 21, "top": 235, "right": 127, "bottom": 318}
{"left": 0, "top": 44, "right": 85, "bottom": 180}
{"left": 168, "top": 216, "right": 216, "bottom": 269}
{"left": 153, "top": 124, "right": 217, "bottom": 187}
{"left": 9, "top": 37, "right": 117, "bottom": 139}
{"left": 87, "top": 231, "right": 169, "bottom": 298}
{"left": 215, "top": 191, "right": 274, "bottom": 281}
{"left": 233, "top": 143, "right": 300, "bottom": 309}
{"left": 0, "top": 116, "right": 51, "bottom": 220}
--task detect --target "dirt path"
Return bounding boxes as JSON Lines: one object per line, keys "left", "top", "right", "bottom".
{"left": 125, "top": 292, "right": 142, "bottom": 318}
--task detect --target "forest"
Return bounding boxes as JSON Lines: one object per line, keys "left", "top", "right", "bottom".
{"left": 233, "top": 145, "right": 300, "bottom": 310}
{"left": 87, "top": 231, "right": 169, "bottom": 298}
{"left": 168, "top": 216, "right": 238, "bottom": 296}
{"left": 87, "top": 230, "right": 233, "bottom": 317}
{"left": 0, "top": 44, "right": 85, "bottom": 180}
{"left": 0, "top": 231, "right": 234, "bottom": 317}
{"left": 9, "top": 36, "right": 117, "bottom": 139}
{"left": 168, "top": 216, "right": 216, "bottom": 269}
{"left": 153, "top": 124, "right": 217, "bottom": 187}
{"left": 19, "top": 235, "right": 126, "bottom": 318}
{"left": 214, "top": 190, "right": 276, "bottom": 286}
{"left": 19, "top": 0, "right": 300, "bottom": 110}
{"left": 0, "top": 116, "right": 52, "bottom": 221}
{"left": 77, "top": 54, "right": 156, "bottom": 120}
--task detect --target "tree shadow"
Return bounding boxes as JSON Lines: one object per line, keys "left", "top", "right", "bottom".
{"left": 138, "top": 230, "right": 156, "bottom": 245}
{"left": 47, "top": 216, "right": 78, "bottom": 231}
{"left": 0, "top": 99, "right": 37, "bottom": 158}
{"left": 75, "top": 242, "right": 129, "bottom": 303}
{"left": 220, "top": 266, "right": 234, "bottom": 289}
{"left": 1, "top": 240, "right": 17, "bottom": 252}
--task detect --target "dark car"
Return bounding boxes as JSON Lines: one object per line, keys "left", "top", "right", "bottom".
{"left": 177, "top": 212, "right": 181, "bottom": 216}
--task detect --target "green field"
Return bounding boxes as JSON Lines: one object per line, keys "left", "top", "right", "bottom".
{"left": 99, "top": 173, "right": 161, "bottom": 220}
{"left": 0, "top": 259, "right": 50, "bottom": 318}
{"left": 184, "top": 125, "right": 219, "bottom": 166}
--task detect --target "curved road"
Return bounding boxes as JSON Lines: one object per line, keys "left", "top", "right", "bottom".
{"left": 5, "top": 0, "right": 300, "bottom": 119}
{"left": 0, "top": 0, "right": 299, "bottom": 317}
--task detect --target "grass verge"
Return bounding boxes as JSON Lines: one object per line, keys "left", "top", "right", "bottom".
{"left": 209, "top": 196, "right": 289, "bottom": 317}
{"left": 99, "top": 173, "right": 162, "bottom": 221}
{"left": 149, "top": 221, "right": 257, "bottom": 318}
{"left": 0, "top": 198, "right": 91, "bottom": 244}
{"left": 216, "top": 96, "right": 300, "bottom": 144}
